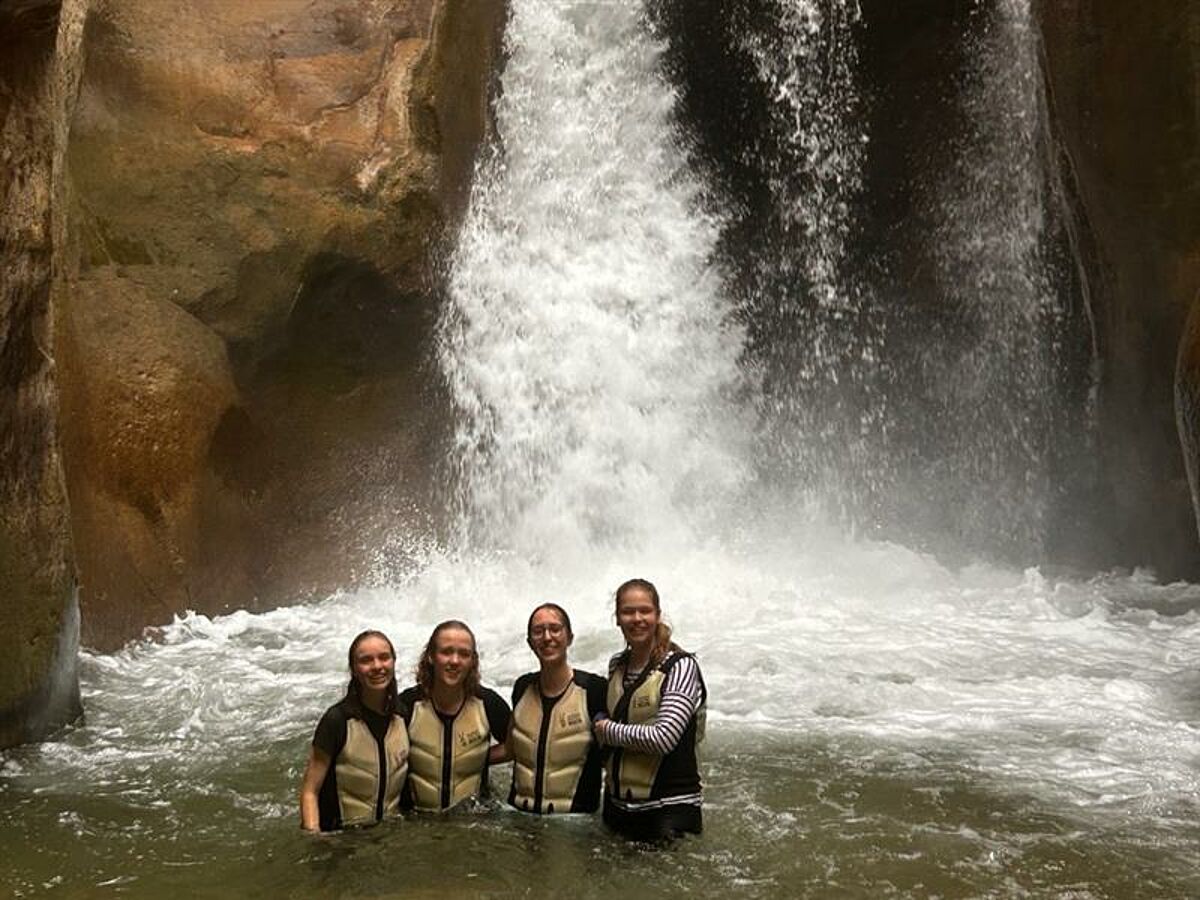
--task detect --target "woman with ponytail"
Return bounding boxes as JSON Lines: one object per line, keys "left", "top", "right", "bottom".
{"left": 299, "top": 630, "right": 409, "bottom": 832}
{"left": 593, "top": 578, "right": 707, "bottom": 841}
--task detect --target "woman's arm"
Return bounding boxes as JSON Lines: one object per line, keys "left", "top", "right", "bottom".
{"left": 595, "top": 656, "right": 702, "bottom": 755}
{"left": 299, "top": 745, "right": 333, "bottom": 832}
{"left": 483, "top": 687, "right": 513, "bottom": 765}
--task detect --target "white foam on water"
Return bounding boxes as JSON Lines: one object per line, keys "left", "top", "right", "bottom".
{"left": 21, "top": 540, "right": 1199, "bottom": 836}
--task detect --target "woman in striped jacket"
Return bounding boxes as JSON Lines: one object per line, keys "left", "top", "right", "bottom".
{"left": 593, "top": 578, "right": 707, "bottom": 842}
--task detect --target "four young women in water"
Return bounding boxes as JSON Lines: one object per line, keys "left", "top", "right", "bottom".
{"left": 299, "top": 578, "right": 707, "bottom": 841}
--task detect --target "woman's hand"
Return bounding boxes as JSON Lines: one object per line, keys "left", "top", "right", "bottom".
{"left": 592, "top": 713, "right": 610, "bottom": 744}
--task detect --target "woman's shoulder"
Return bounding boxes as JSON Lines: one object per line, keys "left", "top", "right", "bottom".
{"left": 511, "top": 672, "right": 540, "bottom": 696}
{"left": 606, "top": 650, "right": 628, "bottom": 675}
{"left": 312, "top": 699, "right": 353, "bottom": 754}
{"left": 472, "top": 691, "right": 511, "bottom": 720}
{"left": 317, "top": 698, "right": 352, "bottom": 726}
{"left": 662, "top": 649, "right": 702, "bottom": 675}
{"left": 476, "top": 685, "right": 512, "bottom": 736}
{"left": 573, "top": 668, "right": 608, "bottom": 690}
{"left": 512, "top": 671, "right": 539, "bottom": 696}
{"left": 397, "top": 685, "right": 423, "bottom": 712}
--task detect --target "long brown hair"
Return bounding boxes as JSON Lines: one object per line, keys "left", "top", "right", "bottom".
{"left": 415, "top": 620, "right": 481, "bottom": 699}
{"left": 613, "top": 578, "right": 683, "bottom": 666}
{"left": 344, "top": 629, "right": 399, "bottom": 717}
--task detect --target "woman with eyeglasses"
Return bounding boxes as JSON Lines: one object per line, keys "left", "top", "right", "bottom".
{"left": 592, "top": 578, "right": 707, "bottom": 841}
{"left": 399, "top": 620, "right": 511, "bottom": 811}
{"left": 507, "top": 603, "right": 607, "bottom": 814}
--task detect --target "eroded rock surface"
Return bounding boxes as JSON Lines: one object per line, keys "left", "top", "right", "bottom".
{"left": 0, "top": 0, "right": 87, "bottom": 746}
{"left": 58, "top": 0, "right": 505, "bottom": 650}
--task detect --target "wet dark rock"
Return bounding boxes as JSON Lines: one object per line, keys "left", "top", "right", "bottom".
{"left": 0, "top": 0, "right": 86, "bottom": 748}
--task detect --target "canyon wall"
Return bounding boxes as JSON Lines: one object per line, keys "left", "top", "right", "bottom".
{"left": 1, "top": 0, "right": 504, "bottom": 746}
{"left": 0, "top": 0, "right": 88, "bottom": 747}
{"left": 1037, "top": 0, "right": 1200, "bottom": 578}
{"left": 56, "top": 0, "right": 505, "bottom": 651}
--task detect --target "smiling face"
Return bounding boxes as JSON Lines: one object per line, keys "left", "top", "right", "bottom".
{"left": 528, "top": 606, "right": 573, "bottom": 666}
{"left": 351, "top": 635, "right": 395, "bottom": 695}
{"left": 431, "top": 626, "right": 477, "bottom": 691}
{"left": 616, "top": 585, "right": 660, "bottom": 652}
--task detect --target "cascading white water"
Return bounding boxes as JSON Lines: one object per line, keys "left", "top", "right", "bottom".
{"left": 2, "top": 1, "right": 1198, "bottom": 896}
{"left": 913, "top": 0, "right": 1078, "bottom": 556}
{"left": 734, "top": 0, "right": 886, "bottom": 519}
{"left": 440, "top": 0, "right": 751, "bottom": 562}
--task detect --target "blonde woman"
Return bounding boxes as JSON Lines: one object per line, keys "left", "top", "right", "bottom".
{"left": 593, "top": 579, "right": 707, "bottom": 841}
{"left": 398, "top": 620, "right": 510, "bottom": 810}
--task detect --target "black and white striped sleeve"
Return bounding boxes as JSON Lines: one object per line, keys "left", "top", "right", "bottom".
{"left": 600, "top": 656, "right": 702, "bottom": 755}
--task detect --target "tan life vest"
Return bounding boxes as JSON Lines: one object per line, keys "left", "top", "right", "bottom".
{"left": 510, "top": 680, "right": 593, "bottom": 813}
{"left": 406, "top": 696, "right": 492, "bottom": 810}
{"left": 605, "top": 664, "right": 669, "bottom": 801}
{"left": 333, "top": 715, "right": 410, "bottom": 826}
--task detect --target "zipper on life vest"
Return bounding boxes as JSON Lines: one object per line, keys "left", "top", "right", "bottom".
{"left": 374, "top": 722, "right": 388, "bottom": 821}
{"left": 440, "top": 718, "right": 453, "bottom": 809}
{"left": 533, "top": 694, "right": 554, "bottom": 813}
{"left": 610, "top": 747, "right": 624, "bottom": 798}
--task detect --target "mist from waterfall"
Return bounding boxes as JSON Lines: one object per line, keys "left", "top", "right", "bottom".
{"left": 654, "top": 0, "right": 1091, "bottom": 562}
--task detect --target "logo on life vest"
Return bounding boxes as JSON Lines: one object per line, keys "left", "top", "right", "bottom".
{"left": 561, "top": 711, "right": 584, "bottom": 727}
{"left": 632, "top": 695, "right": 653, "bottom": 710}
{"left": 458, "top": 729, "right": 482, "bottom": 747}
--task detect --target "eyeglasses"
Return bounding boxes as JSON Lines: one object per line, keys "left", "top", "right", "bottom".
{"left": 530, "top": 623, "right": 565, "bottom": 638}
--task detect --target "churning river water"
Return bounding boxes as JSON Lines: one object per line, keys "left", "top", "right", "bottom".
{"left": 3, "top": 1, "right": 1199, "bottom": 897}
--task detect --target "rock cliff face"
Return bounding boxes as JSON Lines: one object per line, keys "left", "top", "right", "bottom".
{"left": 0, "top": 0, "right": 88, "bottom": 746}
{"left": 53, "top": 0, "right": 504, "bottom": 651}
{"left": 1037, "top": 1, "right": 1200, "bottom": 578}
{"left": 3, "top": 0, "right": 505, "bottom": 740}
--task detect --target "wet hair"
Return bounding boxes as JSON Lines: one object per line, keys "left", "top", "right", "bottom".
{"left": 415, "top": 620, "right": 481, "bottom": 699}
{"left": 526, "top": 602, "right": 574, "bottom": 641}
{"left": 343, "top": 629, "right": 399, "bottom": 717}
{"left": 613, "top": 577, "right": 683, "bottom": 666}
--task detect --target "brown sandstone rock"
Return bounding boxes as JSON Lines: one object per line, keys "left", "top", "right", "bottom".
{"left": 55, "top": 270, "right": 248, "bottom": 647}
{"left": 56, "top": 0, "right": 505, "bottom": 649}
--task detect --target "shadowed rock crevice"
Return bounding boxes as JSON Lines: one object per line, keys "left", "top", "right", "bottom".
{"left": 0, "top": 0, "right": 86, "bottom": 747}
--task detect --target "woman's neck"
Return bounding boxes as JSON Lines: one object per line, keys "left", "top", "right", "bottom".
{"left": 627, "top": 642, "right": 653, "bottom": 673}
{"left": 360, "top": 687, "right": 387, "bottom": 715}
{"left": 431, "top": 682, "right": 466, "bottom": 715}
{"left": 538, "top": 660, "right": 573, "bottom": 697}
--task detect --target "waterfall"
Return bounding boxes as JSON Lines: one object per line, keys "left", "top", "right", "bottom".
{"left": 714, "top": 0, "right": 1090, "bottom": 561}
{"left": 899, "top": 0, "right": 1083, "bottom": 559}
{"left": 728, "top": 0, "right": 884, "bottom": 523}
{"left": 441, "top": 0, "right": 752, "bottom": 560}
